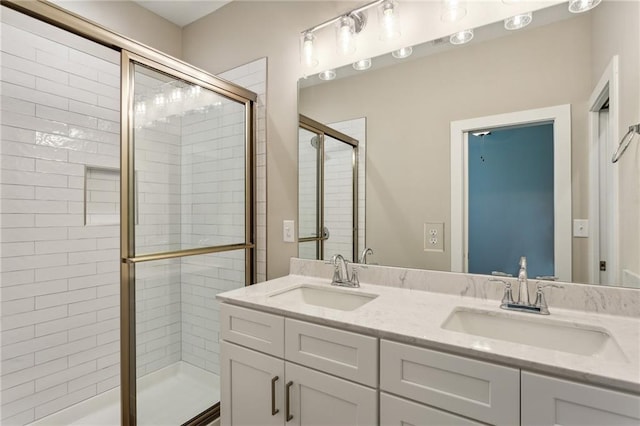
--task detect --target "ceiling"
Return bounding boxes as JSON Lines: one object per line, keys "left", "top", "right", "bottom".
{"left": 133, "top": 0, "right": 231, "bottom": 27}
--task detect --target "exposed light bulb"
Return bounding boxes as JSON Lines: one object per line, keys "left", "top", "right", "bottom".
{"left": 504, "top": 12, "right": 532, "bottom": 30}
{"left": 450, "top": 29, "right": 474, "bottom": 45}
{"left": 301, "top": 32, "right": 318, "bottom": 68}
{"left": 352, "top": 58, "right": 372, "bottom": 71}
{"left": 392, "top": 46, "right": 413, "bottom": 59}
{"left": 378, "top": 0, "right": 400, "bottom": 41}
{"left": 568, "top": 0, "right": 602, "bottom": 13}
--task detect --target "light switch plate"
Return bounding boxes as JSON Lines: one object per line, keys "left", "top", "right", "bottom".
{"left": 424, "top": 222, "right": 445, "bottom": 252}
{"left": 283, "top": 220, "right": 295, "bottom": 242}
{"left": 573, "top": 219, "right": 589, "bottom": 238}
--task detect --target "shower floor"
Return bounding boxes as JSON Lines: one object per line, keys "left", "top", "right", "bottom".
{"left": 29, "top": 362, "right": 220, "bottom": 426}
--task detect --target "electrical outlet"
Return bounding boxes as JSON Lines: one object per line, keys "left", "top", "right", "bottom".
{"left": 283, "top": 220, "right": 295, "bottom": 242}
{"left": 424, "top": 222, "right": 445, "bottom": 252}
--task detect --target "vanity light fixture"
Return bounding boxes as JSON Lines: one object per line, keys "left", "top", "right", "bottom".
{"left": 353, "top": 58, "right": 372, "bottom": 71}
{"left": 301, "top": 32, "right": 319, "bottom": 68}
{"left": 300, "top": 0, "right": 405, "bottom": 65}
{"left": 441, "top": 0, "right": 467, "bottom": 23}
{"left": 392, "top": 46, "right": 413, "bottom": 59}
{"left": 450, "top": 29, "right": 474, "bottom": 45}
{"left": 504, "top": 12, "right": 532, "bottom": 30}
{"left": 318, "top": 69, "right": 337, "bottom": 81}
{"left": 568, "top": 0, "right": 602, "bottom": 13}
{"left": 378, "top": 0, "right": 401, "bottom": 41}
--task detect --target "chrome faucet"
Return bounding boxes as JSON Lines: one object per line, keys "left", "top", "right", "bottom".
{"left": 517, "top": 256, "right": 529, "bottom": 306}
{"left": 491, "top": 256, "right": 563, "bottom": 315}
{"left": 330, "top": 254, "right": 360, "bottom": 287}
{"left": 359, "top": 247, "right": 373, "bottom": 264}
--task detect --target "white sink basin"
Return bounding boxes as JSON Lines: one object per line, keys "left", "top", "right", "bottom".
{"left": 268, "top": 284, "right": 378, "bottom": 311}
{"left": 442, "top": 308, "right": 624, "bottom": 358}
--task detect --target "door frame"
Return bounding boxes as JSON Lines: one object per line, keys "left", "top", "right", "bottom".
{"left": 588, "top": 55, "right": 619, "bottom": 284}
{"left": 450, "top": 104, "right": 572, "bottom": 281}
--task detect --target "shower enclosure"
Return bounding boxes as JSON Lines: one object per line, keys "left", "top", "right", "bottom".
{"left": 1, "top": 2, "right": 256, "bottom": 425}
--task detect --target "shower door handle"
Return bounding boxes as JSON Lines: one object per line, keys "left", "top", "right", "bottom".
{"left": 271, "top": 376, "right": 279, "bottom": 416}
{"left": 285, "top": 380, "right": 294, "bottom": 421}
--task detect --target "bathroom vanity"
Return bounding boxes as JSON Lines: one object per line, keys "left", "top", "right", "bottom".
{"left": 217, "top": 259, "right": 640, "bottom": 426}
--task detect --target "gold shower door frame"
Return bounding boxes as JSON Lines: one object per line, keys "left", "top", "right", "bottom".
{"left": 120, "top": 53, "right": 256, "bottom": 426}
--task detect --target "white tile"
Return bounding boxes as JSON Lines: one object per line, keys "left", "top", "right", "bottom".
{"left": 2, "top": 279, "right": 67, "bottom": 302}
{"left": 2, "top": 331, "right": 67, "bottom": 362}
{"left": 36, "top": 105, "right": 98, "bottom": 130}
{"left": 34, "top": 263, "right": 96, "bottom": 282}
{"left": 68, "top": 295, "right": 118, "bottom": 316}
{"left": 34, "top": 186, "right": 83, "bottom": 202}
{"left": 0, "top": 358, "right": 67, "bottom": 391}
{"left": 1, "top": 297, "right": 34, "bottom": 316}
{"left": 2, "top": 51, "right": 68, "bottom": 84}
{"left": 1, "top": 242, "right": 35, "bottom": 257}
{"left": 1, "top": 184, "right": 36, "bottom": 200}
{"left": 1, "top": 154, "right": 35, "bottom": 172}
{"left": 1, "top": 325, "right": 35, "bottom": 346}
{"left": 1, "top": 381, "right": 35, "bottom": 405}
{"left": 35, "top": 214, "right": 84, "bottom": 227}
{"left": 35, "top": 287, "right": 96, "bottom": 309}
{"left": 1, "top": 95, "right": 36, "bottom": 115}
{"left": 35, "top": 239, "right": 96, "bottom": 255}
{"left": 1, "top": 140, "right": 67, "bottom": 162}
{"left": 1, "top": 305, "right": 68, "bottom": 331}
{"left": 0, "top": 82, "right": 68, "bottom": 110}
{"left": 68, "top": 341, "right": 118, "bottom": 367}
{"left": 35, "top": 336, "right": 95, "bottom": 365}
{"left": 35, "top": 360, "right": 97, "bottom": 393}
{"left": 1, "top": 199, "right": 68, "bottom": 214}
{"left": 35, "top": 311, "right": 95, "bottom": 338}
{"left": 36, "top": 77, "right": 97, "bottom": 105}
{"left": 68, "top": 318, "right": 117, "bottom": 343}
{"left": 2, "top": 253, "right": 68, "bottom": 272}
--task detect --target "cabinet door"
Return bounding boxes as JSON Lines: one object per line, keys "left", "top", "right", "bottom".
{"left": 221, "top": 341, "right": 284, "bottom": 426}
{"left": 522, "top": 371, "right": 640, "bottom": 426}
{"left": 380, "top": 392, "right": 484, "bottom": 426}
{"left": 285, "top": 362, "right": 377, "bottom": 426}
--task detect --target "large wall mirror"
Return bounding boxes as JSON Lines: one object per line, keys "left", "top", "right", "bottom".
{"left": 298, "top": 1, "right": 640, "bottom": 288}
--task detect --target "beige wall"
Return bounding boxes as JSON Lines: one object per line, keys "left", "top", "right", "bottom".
{"left": 300, "top": 16, "right": 593, "bottom": 280}
{"left": 591, "top": 1, "right": 640, "bottom": 281}
{"left": 50, "top": 0, "right": 183, "bottom": 58}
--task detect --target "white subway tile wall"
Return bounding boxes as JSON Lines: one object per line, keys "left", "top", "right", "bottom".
{"left": 1, "top": 8, "right": 121, "bottom": 424}
{"left": 298, "top": 127, "right": 319, "bottom": 260}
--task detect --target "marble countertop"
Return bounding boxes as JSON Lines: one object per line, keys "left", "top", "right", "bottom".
{"left": 217, "top": 274, "right": 640, "bottom": 394}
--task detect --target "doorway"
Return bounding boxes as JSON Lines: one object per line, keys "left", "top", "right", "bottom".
{"left": 451, "top": 105, "right": 572, "bottom": 281}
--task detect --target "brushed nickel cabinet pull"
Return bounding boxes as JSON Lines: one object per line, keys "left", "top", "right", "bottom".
{"left": 271, "top": 376, "right": 279, "bottom": 416}
{"left": 285, "top": 380, "right": 294, "bottom": 421}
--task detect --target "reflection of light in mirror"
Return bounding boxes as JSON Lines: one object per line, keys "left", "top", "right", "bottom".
{"left": 450, "top": 28, "right": 474, "bottom": 45}
{"left": 568, "top": 0, "right": 601, "bottom": 13}
{"left": 441, "top": 0, "right": 467, "bottom": 23}
{"left": 392, "top": 46, "right": 413, "bottom": 59}
{"left": 378, "top": 0, "right": 400, "bottom": 41}
{"left": 353, "top": 58, "right": 372, "bottom": 71}
{"left": 504, "top": 12, "right": 533, "bottom": 30}
{"left": 319, "top": 69, "right": 337, "bottom": 81}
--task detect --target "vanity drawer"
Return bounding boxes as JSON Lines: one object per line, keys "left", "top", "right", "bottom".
{"left": 380, "top": 339, "right": 519, "bottom": 425}
{"left": 380, "top": 392, "right": 484, "bottom": 426}
{"left": 285, "top": 318, "right": 377, "bottom": 387}
{"left": 220, "top": 303, "right": 284, "bottom": 357}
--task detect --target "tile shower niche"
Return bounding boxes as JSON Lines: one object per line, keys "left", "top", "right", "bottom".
{"left": 84, "top": 167, "right": 120, "bottom": 226}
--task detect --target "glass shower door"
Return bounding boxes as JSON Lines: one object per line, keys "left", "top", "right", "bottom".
{"left": 121, "top": 54, "right": 254, "bottom": 425}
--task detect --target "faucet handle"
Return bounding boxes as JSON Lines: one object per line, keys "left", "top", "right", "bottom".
{"left": 533, "top": 282, "right": 563, "bottom": 314}
{"left": 490, "top": 278, "right": 515, "bottom": 305}
{"left": 350, "top": 266, "right": 361, "bottom": 287}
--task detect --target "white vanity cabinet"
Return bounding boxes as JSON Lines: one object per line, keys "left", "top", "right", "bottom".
{"left": 521, "top": 371, "right": 640, "bottom": 426}
{"left": 220, "top": 303, "right": 378, "bottom": 426}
